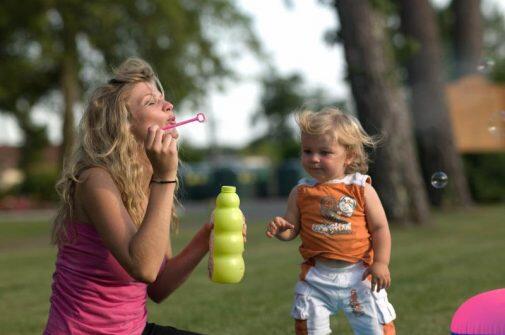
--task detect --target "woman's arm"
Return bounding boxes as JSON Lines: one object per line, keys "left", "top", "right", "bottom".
{"left": 77, "top": 167, "right": 176, "bottom": 283}
{"left": 147, "top": 223, "right": 212, "bottom": 303}
{"left": 77, "top": 127, "right": 178, "bottom": 284}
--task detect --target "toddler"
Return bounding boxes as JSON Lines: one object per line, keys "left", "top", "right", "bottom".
{"left": 266, "top": 108, "right": 396, "bottom": 335}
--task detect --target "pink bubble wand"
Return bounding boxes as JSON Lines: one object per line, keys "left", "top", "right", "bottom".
{"left": 162, "top": 113, "right": 206, "bottom": 131}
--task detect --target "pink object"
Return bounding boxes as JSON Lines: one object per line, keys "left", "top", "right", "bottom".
{"left": 44, "top": 221, "right": 156, "bottom": 334}
{"left": 162, "top": 112, "right": 206, "bottom": 130}
{"left": 450, "top": 288, "right": 505, "bottom": 335}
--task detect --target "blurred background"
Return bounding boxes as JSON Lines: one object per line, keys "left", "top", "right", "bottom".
{"left": 0, "top": 0, "right": 505, "bottom": 218}
{"left": 0, "top": 0, "right": 504, "bottom": 213}
{"left": 0, "top": 0, "right": 504, "bottom": 334}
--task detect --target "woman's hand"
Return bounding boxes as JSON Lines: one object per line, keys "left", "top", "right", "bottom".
{"left": 242, "top": 220, "right": 247, "bottom": 243}
{"left": 145, "top": 125, "right": 178, "bottom": 180}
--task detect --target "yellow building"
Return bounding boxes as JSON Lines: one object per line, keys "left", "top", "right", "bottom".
{"left": 446, "top": 75, "right": 505, "bottom": 153}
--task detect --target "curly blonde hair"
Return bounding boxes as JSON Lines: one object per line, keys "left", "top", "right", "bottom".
{"left": 295, "top": 107, "right": 378, "bottom": 174}
{"left": 52, "top": 58, "right": 179, "bottom": 245}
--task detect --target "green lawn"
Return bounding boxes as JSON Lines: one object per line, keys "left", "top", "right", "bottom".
{"left": 0, "top": 204, "right": 504, "bottom": 334}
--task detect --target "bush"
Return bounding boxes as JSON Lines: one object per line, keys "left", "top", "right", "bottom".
{"left": 463, "top": 153, "right": 505, "bottom": 203}
{"left": 18, "top": 167, "right": 59, "bottom": 202}
{"left": 276, "top": 159, "right": 305, "bottom": 197}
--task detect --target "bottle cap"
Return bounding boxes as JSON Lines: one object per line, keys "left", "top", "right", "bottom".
{"left": 221, "top": 185, "right": 236, "bottom": 193}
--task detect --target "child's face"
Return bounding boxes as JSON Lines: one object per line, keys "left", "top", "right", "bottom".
{"left": 301, "top": 132, "right": 352, "bottom": 183}
{"left": 127, "top": 81, "right": 177, "bottom": 141}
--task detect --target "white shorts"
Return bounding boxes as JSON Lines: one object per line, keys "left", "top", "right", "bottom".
{"left": 291, "top": 261, "right": 396, "bottom": 335}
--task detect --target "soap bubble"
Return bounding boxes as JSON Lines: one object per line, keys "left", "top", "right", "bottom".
{"left": 431, "top": 172, "right": 448, "bottom": 189}
{"left": 487, "top": 110, "right": 505, "bottom": 138}
{"left": 477, "top": 58, "right": 495, "bottom": 73}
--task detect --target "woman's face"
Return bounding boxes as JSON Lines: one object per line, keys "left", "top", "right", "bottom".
{"left": 127, "top": 81, "right": 177, "bottom": 141}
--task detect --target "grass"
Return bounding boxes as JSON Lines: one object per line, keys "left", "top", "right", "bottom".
{"left": 0, "top": 204, "right": 504, "bottom": 334}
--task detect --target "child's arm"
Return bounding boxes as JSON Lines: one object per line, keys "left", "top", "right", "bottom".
{"left": 362, "top": 183, "right": 392, "bottom": 292}
{"left": 265, "top": 186, "right": 300, "bottom": 241}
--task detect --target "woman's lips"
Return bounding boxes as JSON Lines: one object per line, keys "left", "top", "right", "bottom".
{"left": 165, "top": 118, "right": 176, "bottom": 128}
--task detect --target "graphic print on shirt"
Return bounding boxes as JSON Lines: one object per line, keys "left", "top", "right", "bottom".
{"left": 349, "top": 289, "right": 364, "bottom": 316}
{"left": 312, "top": 195, "right": 356, "bottom": 235}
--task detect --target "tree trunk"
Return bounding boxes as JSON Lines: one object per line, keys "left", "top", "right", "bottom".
{"left": 398, "top": 0, "right": 473, "bottom": 207}
{"left": 18, "top": 108, "right": 49, "bottom": 172}
{"left": 452, "top": 0, "right": 483, "bottom": 77}
{"left": 59, "top": 11, "right": 79, "bottom": 171}
{"left": 334, "top": 0, "right": 431, "bottom": 225}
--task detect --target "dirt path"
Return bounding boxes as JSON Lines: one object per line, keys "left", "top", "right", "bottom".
{"left": 0, "top": 199, "right": 286, "bottom": 252}
{"left": 0, "top": 198, "right": 286, "bottom": 224}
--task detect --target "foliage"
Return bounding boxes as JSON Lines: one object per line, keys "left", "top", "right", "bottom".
{"left": 249, "top": 70, "right": 342, "bottom": 162}
{"left": 435, "top": 1, "right": 505, "bottom": 82}
{"left": 0, "top": 0, "right": 260, "bottom": 106}
{"left": 330, "top": 1, "right": 505, "bottom": 83}
{"left": 245, "top": 136, "right": 300, "bottom": 163}
{"left": 0, "top": 1, "right": 59, "bottom": 167}
{"left": 15, "top": 166, "right": 59, "bottom": 202}
{"left": 179, "top": 142, "right": 207, "bottom": 163}
{"left": 252, "top": 72, "right": 306, "bottom": 142}
{"left": 483, "top": 8, "right": 505, "bottom": 83}
{"left": 18, "top": 122, "right": 50, "bottom": 171}
{"left": 463, "top": 153, "right": 505, "bottom": 203}
{"left": 0, "top": 0, "right": 261, "bottom": 172}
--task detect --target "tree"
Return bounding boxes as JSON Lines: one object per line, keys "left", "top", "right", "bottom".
{"left": 452, "top": 0, "right": 483, "bottom": 78}
{"left": 250, "top": 70, "right": 340, "bottom": 162}
{"left": 333, "top": 0, "right": 431, "bottom": 225}
{"left": 481, "top": 7, "right": 505, "bottom": 83}
{"left": 0, "top": 0, "right": 260, "bottom": 170}
{"left": 254, "top": 72, "right": 305, "bottom": 142}
{"left": 397, "top": 0, "right": 473, "bottom": 207}
{"left": 436, "top": 1, "right": 505, "bottom": 83}
{"left": 0, "top": 1, "right": 59, "bottom": 171}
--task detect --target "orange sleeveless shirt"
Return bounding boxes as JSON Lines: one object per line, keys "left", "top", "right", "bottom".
{"left": 297, "top": 173, "right": 373, "bottom": 266}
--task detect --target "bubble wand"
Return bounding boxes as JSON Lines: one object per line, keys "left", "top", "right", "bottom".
{"left": 162, "top": 112, "right": 206, "bottom": 130}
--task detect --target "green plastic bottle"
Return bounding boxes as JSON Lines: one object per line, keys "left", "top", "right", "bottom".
{"left": 208, "top": 186, "right": 245, "bottom": 284}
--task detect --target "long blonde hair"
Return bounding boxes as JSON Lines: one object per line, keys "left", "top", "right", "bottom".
{"left": 295, "top": 107, "right": 378, "bottom": 174}
{"left": 52, "top": 58, "right": 178, "bottom": 245}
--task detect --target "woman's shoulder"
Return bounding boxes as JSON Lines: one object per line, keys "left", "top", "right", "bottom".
{"left": 76, "top": 167, "right": 120, "bottom": 202}
{"left": 79, "top": 166, "right": 113, "bottom": 182}
{"left": 74, "top": 167, "right": 118, "bottom": 225}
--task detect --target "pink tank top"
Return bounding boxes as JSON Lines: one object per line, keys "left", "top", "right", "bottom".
{"left": 44, "top": 221, "right": 150, "bottom": 335}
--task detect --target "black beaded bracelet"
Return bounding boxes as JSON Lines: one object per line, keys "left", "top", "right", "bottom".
{"left": 150, "top": 179, "right": 177, "bottom": 184}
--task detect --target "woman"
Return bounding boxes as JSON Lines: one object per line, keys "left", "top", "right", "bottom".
{"left": 44, "top": 58, "right": 215, "bottom": 335}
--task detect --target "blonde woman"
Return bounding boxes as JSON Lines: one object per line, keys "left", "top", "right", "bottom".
{"left": 266, "top": 108, "right": 396, "bottom": 335}
{"left": 44, "top": 58, "right": 212, "bottom": 335}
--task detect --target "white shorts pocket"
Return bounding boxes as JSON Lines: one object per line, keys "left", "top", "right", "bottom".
{"left": 291, "top": 281, "right": 312, "bottom": 320}
{"left": 372, "top": 289, "right": 396, "bottom": 324}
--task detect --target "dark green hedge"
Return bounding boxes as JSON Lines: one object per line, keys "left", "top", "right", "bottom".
{"left": 463, "top": 153, "right": 505, "bottom": 203}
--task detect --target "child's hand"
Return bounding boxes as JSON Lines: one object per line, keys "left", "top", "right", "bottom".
{"left": 362, "top": 262, "right": 391, "bottom": 292}
{"left": 265, "top": 216, "right": 294, "bottom": 238}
